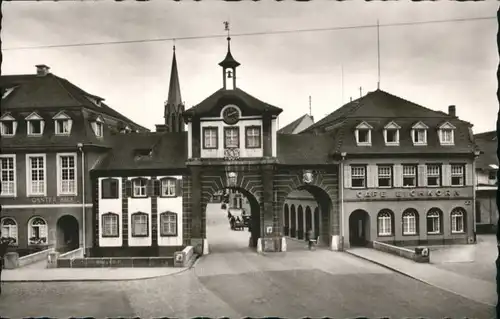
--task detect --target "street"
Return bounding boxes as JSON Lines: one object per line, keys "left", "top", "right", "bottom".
{"left": 0, "top": 204, "right": 494, "bottom": 318}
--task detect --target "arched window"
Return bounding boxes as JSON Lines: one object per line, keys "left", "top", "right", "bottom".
{"left": 28, "top": 217, "right": 48, "bottom": 245}
{"left": 1, "top": 217, "right": 18, "bottom": 245}
{"left": 451, "top": 208, "right": 466, "bottom": 233}
{"left": 377, "top": 209, "right": 393, "bottom": 236}
{"left": 131, "top": 212, "right": 149, "bottom": 237}
{"left": 102, "top": 212, "right": 119, "bottom": 237}
{"left": 402, "top": 209, "right": 418, "bottom": 235}
{"left": 101, "top": 178, "right": 120, "bottom": 199}
{"left": 427, "top": 208, "right": 442, "bottom": 234}
{"left": 160, "top": 211, "right": 177, "bottom": 237}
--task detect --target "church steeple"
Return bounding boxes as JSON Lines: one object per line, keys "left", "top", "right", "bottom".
{"left": 164, "top": 44, "right": 184, "bottom": 132}
{"left": 219, "top": 21, "right": 239, "bottom": 90}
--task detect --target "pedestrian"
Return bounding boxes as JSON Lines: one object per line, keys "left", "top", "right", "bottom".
{"left": 306, "top": 228, "right": 315, "bottom": 250}
{"left": 0, "top": 238, "right": 12, "bottom": 296}
{"left": 230, "top": 216, "right": 236, "bottom": 230}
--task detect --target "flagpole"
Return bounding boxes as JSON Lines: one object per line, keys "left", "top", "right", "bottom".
{"left": 377, "top": 19, "right": 381, "bottom": 90}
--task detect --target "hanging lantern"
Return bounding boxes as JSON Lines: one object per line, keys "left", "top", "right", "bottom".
{"left": 226, "top": 171, "right": 237, "bottom": 188}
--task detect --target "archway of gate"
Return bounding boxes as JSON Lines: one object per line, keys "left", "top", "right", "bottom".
{"left": 275, "top": 169, "right": 339, "bottom": 250}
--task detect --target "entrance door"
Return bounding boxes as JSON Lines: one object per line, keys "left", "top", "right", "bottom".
{"left": 56, "top": 215, "right": 80, "bottom": 253}
{"left": 349, "top": 210, "right": 369, "bottom": 246}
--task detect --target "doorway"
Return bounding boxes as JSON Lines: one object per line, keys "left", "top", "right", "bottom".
{"left": 349, "top": 210, "right": 370, "bottom": 247}
{"left": 56, "top": 215, "right": 80, "bottom": 253}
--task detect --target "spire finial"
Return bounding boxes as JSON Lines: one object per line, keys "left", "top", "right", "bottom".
{"left": 173, "top": 39, "right": 176, "bottom": 52}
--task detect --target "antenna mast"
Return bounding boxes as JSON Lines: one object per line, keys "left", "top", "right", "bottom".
{"left": 309, "top": 96, "right": 312, "bottom": 116}
{"left": 377, "top": 19, "right": 381, "bottom": 90}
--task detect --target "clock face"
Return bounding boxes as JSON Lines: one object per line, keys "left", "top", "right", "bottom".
{"left": 222, "top": 106, "right": 240, "bottom": 125}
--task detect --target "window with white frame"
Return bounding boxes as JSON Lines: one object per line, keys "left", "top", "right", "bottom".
{"left": 377, "top": 166, "right": 392, "bottom": 188}
{"left": 27, "top": 155, "right": 45, "bottom": 196}
{"left": 224, "top": 127, "right": 239, "bottom": 148}
{"left": 132, "top": 178, "right": 147, "bottom": 197}
{"left": 102, "top": 213, "right": 119, "bottom": 237}
{"left": 161, "top": 178, "right": 176, "bottom": 197}
{"left": 402, "top": 165, "right": 417, "bottom": 187}
{"left": 385, "top": 129, "right": 399, "bottom": 144}
{"left": 55, "top": 119, "right": 72, "bottom": 135}
{"left": 440, "top": 129, "right": 454, "bottom": 144}
{"left": 402, "top": 209, "right": 418, "bottom": 235}
{"left": 450, "top": 164, "right": 465, "bottom": 186}
{"left": 28, "top": 217, "right": 48, "bottom": 245}
{"left": 426, "top": 209, "right": 442, "bottom": 234}
{"left": 356, "top": 129, "right": 371, "bottom": 144}
{"left": 351, "top": 166, "right": 366, "bottom": 188}
{"left": 451, "top": 208, "right": 465, "bottom": 233}
{"left": 131, "top": 212, "right": 148, "bottom": 237}
{"left": 412, "top": 123, "right": 428, "bottom": 145}
{"left": 377, "top": 210, "right": 393, "bottom": 236}
{"left": 0, "top": 155, "right": 15, "bottom": 196}
{"left": 245, "top": 126, "right": 261, "bottom": 148}
{"left": 27, "top": 116, "right": 45, "bottom": 136}
{"left": 58, "top": 154, "right": 76, "bottom": 195}
{"left": 92, "top": 116, "right": 104, "bottom": 138}
{"left": 1, "top": 217, "right": 18, "bottom": 245}
{"left": 426, "top": 164, "right": 441, "bottom": 187}
{"left": 203, "top": 127, "right": 218, "bottom": 149}
{"left": 0, "top": 117, "right": 16, "bottom": 136}
{"left": 101, "top": 178, "right": 120, "bottom": 199}
{"left": 160, "top": 212, "right": 177, "bottom": 236}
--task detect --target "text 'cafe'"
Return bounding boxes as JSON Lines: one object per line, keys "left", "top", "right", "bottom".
{"left": 355, "top": 189, "right": 462, "bottom": 200}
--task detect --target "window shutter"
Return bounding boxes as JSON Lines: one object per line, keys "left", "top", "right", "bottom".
{"left": 442, "top": 164, "right": 451, "bottom": 187}
{"left": 112, "top": 179, "right": 119, "bottom": 198}
{"left": 153, "top": 179, "right": 161, "bottom": 196}
{"left": 367, "top": 165, "right": 376, "bottom": 188}
{"left": 175, "top": 178, "right": 183, "bottom": 197}
{"left": 393, "top": 164, "right": 403, "bottom": 188}
{"left": 125, "top": 180, "right": 132, "bottom": 197}
{"left": 465, "top": 163, "right": 473, "bottom": 186}
{"left": 343, "top": 165, "right": 351, "bottom": 188}
{"left": 100, "top": 179, "right": 107, "bottom": 198}
{"left": 146, "top": 179, "right": 154, "bottom": 197}
{"left": 418, "top": 165, "right": 427, "bottom": 187}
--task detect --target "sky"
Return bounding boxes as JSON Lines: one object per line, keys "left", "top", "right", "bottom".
{"left": 2, "top": 1, "right": 498, "bottom": 134}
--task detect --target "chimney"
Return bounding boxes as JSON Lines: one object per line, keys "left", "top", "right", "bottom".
{"left": 35, "top": 64, "right": 50, "bottom": 76}
{"left": 155, "top": 124, "right": 168, "bottom": 133}
{"left": 448, "top": 105, "right": 456, "bottom": 117}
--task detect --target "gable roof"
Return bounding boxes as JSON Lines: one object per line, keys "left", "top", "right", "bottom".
{"left": 277, "top": 114, "right": 311, "bottom": 134}
{"left": 474, "top": 130, "right": 498, "bottom": 170}
{"left": 0, "top": 73, "right": 147, "bottom": 132}
{"left": 184, "top": 88, "right": 283, "bottom": 118}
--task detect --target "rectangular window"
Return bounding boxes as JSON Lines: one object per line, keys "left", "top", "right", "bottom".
{"left": 133, "top": 179, "right": 147, "bottom": 197}
{"left": 386, "top": 129, "right": 398, "bottom": 143}
{"left": 357, "top": 129, "right": 369, "bottom": 143}
{"left": 426, "top": 164, "right": 441, "bottom": 187}
{"left": 55, "top": 119, "right": 71, "bottom": 135}
{"left": 403, "top": 215, "right": 417, "bottom": 235}
{"left": 245, "top": 126, "right": 261, "bottom": 148}
{"left": 160, "top": 213, "right": 177, "bottom": 236}
{"left": 161, "top": 179, "right": 176, "bottom": 197}
{"left": 377, "top": 166, "right": 392, "bottom": 188}
{"left": 441, "top": 129, "right": 453, "bottom": 144}
{"left": 0, "top": 156, "right": 15, "bottom": 196}
{"left": 203, "top": 127, "right": 218, "bottom": 149}
{"left": 427, "top": 213, "right": 441, "bottom": 234}
{"left": 28, "top": 120, "right": 43, "bottom": 135}
{"left": 488, "top": 170, "right": 497, "bottom": 183}
{"left": 132, "top": 214, "right": 148, "bottom": 237}
{"left": 224, "top": 127, "right": 239, "bottom": 148}
{"left": 402, "top": 165, "right": 417, "bottom": 187}
{"left": 58, "top": 154, "right": 77, "bottom": 195}
{"left": 27, "top": 155, "right": 45, "bottom": 196}
{"left": 351, "top": 166, "right": 366, "bottom": 188}
{"left": 413, "top": 129, "right": 426, "bottom": 144}
{"left": 450, "top": 164, "right": 465, "bottom": 186}
{"left": 1, "top": 121, "right": 14, "bottom": 136}
{"left": 101, "top": 178, "right": 119, "bottom": 199}
{"left": 102, "top": 214, "right": 119, "bottom": 237}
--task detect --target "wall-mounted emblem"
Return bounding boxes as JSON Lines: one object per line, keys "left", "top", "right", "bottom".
{"left": 302, "top": 170, "right": 314, "bottom": 184}
{"left": 226, "top": 171, "right": 238, "bottom": 188}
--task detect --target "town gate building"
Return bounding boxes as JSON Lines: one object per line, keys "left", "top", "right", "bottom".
{"left": 0, "top": 65, "right": 147, "bottom": 256}
{"left": 89, "top": 39, "right": 342, "bottom": 256}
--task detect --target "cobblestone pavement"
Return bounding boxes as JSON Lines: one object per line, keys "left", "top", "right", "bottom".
{"left": 0, "top": 205, "right": 495, "bottom": 318}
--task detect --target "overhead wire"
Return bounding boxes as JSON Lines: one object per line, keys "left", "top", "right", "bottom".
{"left": 3, "top": 16, "right": 495, "bottom": 51}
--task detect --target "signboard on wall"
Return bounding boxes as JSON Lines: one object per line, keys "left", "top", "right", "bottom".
{"left": 352, "top": 188, "right": 464, "bottom": 201}
{"left": 30, "top": 196, "right": 79, "bottom": 205}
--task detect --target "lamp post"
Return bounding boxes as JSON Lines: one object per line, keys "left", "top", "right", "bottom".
{"left": 77, "top": 143, "right": 86, "bottom": 256}
{"left": 339, "top": 152, "right": 347, "bottom": 251}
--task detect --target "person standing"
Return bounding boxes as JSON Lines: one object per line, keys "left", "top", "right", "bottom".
{"left": 306, "top": 228, "right": 315, "bottom": 250}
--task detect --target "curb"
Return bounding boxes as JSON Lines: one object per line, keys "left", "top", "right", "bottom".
{"left": 344, "top": 250, "right": 496, "bottom": 307}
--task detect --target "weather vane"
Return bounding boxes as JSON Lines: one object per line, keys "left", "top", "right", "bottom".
{"left": 223, "top": 21, "right": 230, "bottom": 38}
{"left": 173, "top": 38, "right": 176, "bottom": 51}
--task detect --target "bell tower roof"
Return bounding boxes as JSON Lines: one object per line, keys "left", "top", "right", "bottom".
{"left": 219, "top": 36, "right": 240, "bottom": 69}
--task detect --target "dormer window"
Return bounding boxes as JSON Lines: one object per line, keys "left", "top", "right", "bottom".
{"left": 53, "top": 111, "right": 73, "bottom": 136}
{"left": 0, "top": 114, "right": 17, "bottom": 137}
{"left": 438, "top": 122, "right": 456, "bottom": 145}
{"left": 2, "top": 87, "right": 16, "bottom": 99}
{"left": 355, "top": 121, "right": 372, "bottom": 146}
{"left": 411, "top": 121, "right": 428, "bottom": 146}
{"left": 25, "top": 112, "right": 44, "bottom": 136}
{"left": 384, "top": 121, "right": 401, "bottom": 146}
{"left": 91, "top": 116, "right": 104, "bottom": 138}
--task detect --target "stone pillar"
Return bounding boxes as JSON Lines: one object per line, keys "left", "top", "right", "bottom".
{"left": 190, "top": 165, "right": 204, "bottom": 254}
{"left": 261, "top": 164, "right": 282, "bottom": 252}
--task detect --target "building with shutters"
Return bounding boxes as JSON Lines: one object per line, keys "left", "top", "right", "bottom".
{"left": 473, "top": 130, "right": 498, "bottom": 233}
{"left": 301, "top": 96, "right": 479, "bottom": 247}
{"left": 0, "top": 65, "right": 147, "bottom": 256}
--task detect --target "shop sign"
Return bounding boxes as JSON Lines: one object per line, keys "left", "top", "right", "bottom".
{"left": 30, "top": 196, "right": 79, "bottom": 205}
{"left": 356, "top": 189, "right": 461, "bottom": 200}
